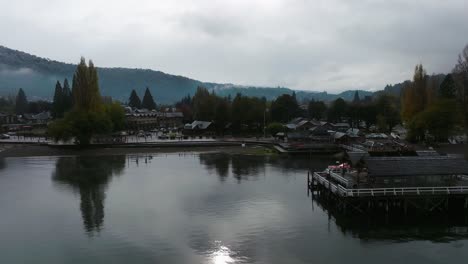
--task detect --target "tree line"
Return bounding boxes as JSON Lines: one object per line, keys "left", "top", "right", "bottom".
{"left": 171, "top": 85, "right": 401, "bottom": 136}
{"left": 402, "top": 44, "right": 468, "bottom": 142}
{"left": 0, "top": 88, "right": 54, "bottom": 115}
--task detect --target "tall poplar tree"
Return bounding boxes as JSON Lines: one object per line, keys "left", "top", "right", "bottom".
{"left": 401, "top": 64, "right": 427, "bottom": 122}
{"left": 53, "top": 80, "right": 64, "bottom": 117}
{"left": 72, "top": 57, "right": 102, "bottom": 112}
{"left": 62, "top": 78, "right": 73, "bottom": 112}
{"left": 453, "top": 44, "right": 468, "bottom": 129}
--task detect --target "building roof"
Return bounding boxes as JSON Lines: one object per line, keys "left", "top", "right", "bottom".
{"left": 346, "top": 128, "right": 360, "bottom": 137}
{"left": 310, "top": 120, "right": 322, "bottom": 126}
{"left": 289, "top": 117, "right": 305, "bottom": 125}
{"left": 286, "top": 119, "right": 316, "bottom": 130}
{"left": 296, "top": 120, "right": 312, "bottom": 127}
{"left": 333, "top": 122, "right": 350, "bottom": 128}
{"left": 365, "top": 156, "right": 468, "bottom": 177}
{"left": 163, "top": 112, "right": 183, "bottom": 118}
{"left": 188, "top": 121, "right": 212, "bottom": 130}
{"left": 23, "top": 111, "right": 51, "bottom": 120}
{"left": 287, "top": 131, "right": 310, "bottom": 139}
{"left": 333, "top": 132, "right": 348, "bottom": 139}
{"left": 366, "top": 133, "right": 388, "bottom": 139}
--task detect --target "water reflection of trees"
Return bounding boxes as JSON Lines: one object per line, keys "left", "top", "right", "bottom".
{"left": 231, "top": 155, "right": 266, "bottom": 182}
{"left": 52, "top": 155, "right": 125, "bottom": 235}
{"left": 0, "top": 158, "right": 5, "bottom": 171}
{"left": 199, "top": 153, "right": 331, "bottom": 182}
{"left": 199, "top": 153, "right": 230, "bottom": 180}
{"left": 312, "top": 194, "right": 468, "bottom": 242}
{"left": 199, "top": 153, "right": 267, "bottom": 182}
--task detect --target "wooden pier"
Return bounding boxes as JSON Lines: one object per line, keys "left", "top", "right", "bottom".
{"left": 307, "top": 156, "right": 468, "bottom": 214}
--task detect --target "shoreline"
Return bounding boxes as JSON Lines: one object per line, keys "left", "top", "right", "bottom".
{"left": 1, "top": 140, "right": 466, "bottom": 159}
{"left": 0, "top": 143, "right": 275, "bottom": 158}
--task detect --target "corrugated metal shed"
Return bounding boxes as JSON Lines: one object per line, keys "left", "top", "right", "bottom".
{"left": 365, "top": 156, "right": 468, "bottom": 177}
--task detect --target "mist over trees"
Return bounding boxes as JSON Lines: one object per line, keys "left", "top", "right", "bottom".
{"left": 2, "top": 43, "right": 468, "bottom": 145}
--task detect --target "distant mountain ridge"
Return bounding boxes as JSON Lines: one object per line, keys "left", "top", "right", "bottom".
{"left": 0, "top": 45, "right": 373, "bottom": 103}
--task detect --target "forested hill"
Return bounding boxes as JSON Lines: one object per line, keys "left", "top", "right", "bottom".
{"left": 1, "top": 45, "right": 372, "bottom": 103}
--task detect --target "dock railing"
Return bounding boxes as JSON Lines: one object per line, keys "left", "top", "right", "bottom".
{"left": 328, "top": 171, "right": 350, "bottom": 188}
{"left": 312, "top": 172, "right": 468, "bottom": 198}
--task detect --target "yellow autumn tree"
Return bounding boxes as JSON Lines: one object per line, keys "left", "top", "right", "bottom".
{"left": 401, "top": 64, "right": 427, "bottom": 122}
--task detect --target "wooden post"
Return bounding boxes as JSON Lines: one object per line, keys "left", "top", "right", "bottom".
{"left": 404, "top": 199, "right": 407, "bottom": 216}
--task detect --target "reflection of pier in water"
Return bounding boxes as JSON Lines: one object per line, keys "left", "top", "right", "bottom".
{"left": 311, "top": 191, "right": 468, "bottom": 242}
{"left": 126, "top": 154, "right": 155, "bottom": 166}
{"left": 52, "top": 156, "right": 125, "bottom": 235}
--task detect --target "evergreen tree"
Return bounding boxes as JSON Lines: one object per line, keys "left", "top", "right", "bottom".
{"left": 193, "top": 87, "right": 215, "bottom": 120}
{"left": 327, "top": 98, "right": 348, "bottom": 123}
{"left": 214, "top": 98, "right": 230, "bottom": 134}
{"left": 270, "top": 94, "right": 300, "bottom": 122}
{"left": 53, "top": 80, "right": 64, "bottom": 117}
{"left": 439, "top": 74, "right": 456, "bottom": 99}
{"left": 15, "top": 88, "right": 28, "bottom": 115}
{"left": 308, "top": 100, "right": 327, "bottom": 120}
{"left": 141, "top": 87, "right": 156, "bottom": 110}
{"left": 128, "top": 89, "right": 142, "bottom": 108}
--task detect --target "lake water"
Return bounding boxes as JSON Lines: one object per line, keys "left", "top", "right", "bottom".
{"left": 0, "top": 151, "right": 467, "bottom": 264}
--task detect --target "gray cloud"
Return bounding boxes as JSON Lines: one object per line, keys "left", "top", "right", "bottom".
{"left": 0, "top": 0, "right": 467, "bottom": 92}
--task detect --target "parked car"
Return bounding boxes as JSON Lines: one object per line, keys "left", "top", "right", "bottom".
{"left": 0, "top": 134, "right": 10, "bottom": 139}
{"left": 137, "top": 132, "right": 145, "bottom": 137}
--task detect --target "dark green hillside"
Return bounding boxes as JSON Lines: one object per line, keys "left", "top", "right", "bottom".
{"left": 1, "top": 45, "right": 375, "bottom": 103}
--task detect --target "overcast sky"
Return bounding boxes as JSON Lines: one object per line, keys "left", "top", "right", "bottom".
{"left": 1, "top": 0, "right": 467, "bottom": 92}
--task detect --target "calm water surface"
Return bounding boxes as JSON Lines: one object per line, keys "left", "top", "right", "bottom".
{"left": 0, "top": 151, "right": 467, "bottom": 264}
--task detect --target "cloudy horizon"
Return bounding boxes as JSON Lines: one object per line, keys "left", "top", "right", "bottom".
{"left": 1, "top": 0, "right": 467, "bottom": 92}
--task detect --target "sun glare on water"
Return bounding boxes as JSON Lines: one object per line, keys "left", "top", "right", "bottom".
{"left": 209, "top": 241, "right": 245, "bottom": 264}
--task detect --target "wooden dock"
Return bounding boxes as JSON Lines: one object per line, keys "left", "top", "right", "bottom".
{"left": 307, "top": 171, "right": 468, "bottom": 214}
{"left": 309, "top": 172, "right": 468, "bottom": 197}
